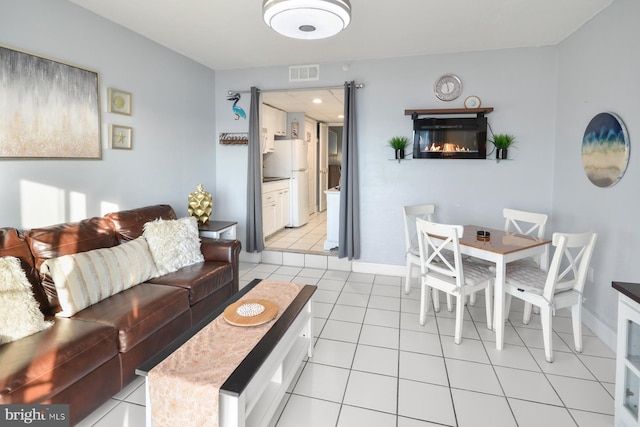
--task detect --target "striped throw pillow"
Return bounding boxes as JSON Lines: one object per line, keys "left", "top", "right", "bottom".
{"left": 41, "top": 236, "right": 158, "bottom": 317}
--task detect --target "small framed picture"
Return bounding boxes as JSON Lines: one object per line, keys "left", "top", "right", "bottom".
{"left": 107, "top": 88, "right": 132, "bottom": 115}
{"left": 110, "top": 124, "right": 132, "bottom": 149}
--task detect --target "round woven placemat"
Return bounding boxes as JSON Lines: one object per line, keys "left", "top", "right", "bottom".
{"left": 223, "top": 299, "right": 278, "bottom": 327}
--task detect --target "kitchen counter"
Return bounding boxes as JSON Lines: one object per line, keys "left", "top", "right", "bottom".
{"left": 263, "top": 176, "right": 290, "bottom": 183}
{"left": 324, "top": 187, "right": 340, "bottom": 250}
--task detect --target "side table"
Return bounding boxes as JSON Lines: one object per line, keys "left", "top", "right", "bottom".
{"left": 199, "top": 220, "right": 237, "bottom": 240}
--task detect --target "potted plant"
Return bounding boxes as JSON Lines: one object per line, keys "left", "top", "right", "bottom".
{"left": 388, "top": 136, "right": 411, "bottom": 159}
{"left": 491, "top": 133, "right": 516, "bottom": 160}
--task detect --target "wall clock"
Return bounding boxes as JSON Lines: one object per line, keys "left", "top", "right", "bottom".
{"left": 434, "top": 74, "right": 462, "bottom": 101}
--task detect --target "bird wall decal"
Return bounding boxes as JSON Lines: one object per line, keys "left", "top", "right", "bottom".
{"left": 226, "top": 92, "right": 246, "bottom": 120}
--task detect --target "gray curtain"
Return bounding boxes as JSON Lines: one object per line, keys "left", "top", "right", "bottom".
{"left": 245, "top": 87, "right": 264, "bottom": 252}
{"left": 338, "top": 81, "right": 360, "bottom": 260}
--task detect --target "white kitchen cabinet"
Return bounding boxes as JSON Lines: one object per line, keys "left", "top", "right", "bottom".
{"left": 262, "top": 191, "right": 277, "bottom": 238}
{"left": 262, "top": 179, "right": 290, "bottom": 238}
{"left": 278, "top": 187, "right": 290, "bottom": 229}
{"left": 261, "top": 105, "right": 287, "bottom": 154}
{"left": 274, "top": 108, "right": 287, "bottom": 136}
{"left": 615, "top": 281, "right": 640, "bottom": 427}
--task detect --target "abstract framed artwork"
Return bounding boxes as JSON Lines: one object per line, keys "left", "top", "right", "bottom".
{"left": 0, "top": 45, "right": 101, "bottom": 159}
{"left": 582, "top": 112, "right": 630, "bottom": 188}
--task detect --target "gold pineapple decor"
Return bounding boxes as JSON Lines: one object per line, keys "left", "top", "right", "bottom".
{"left": 188, "top": 184, "right": 213, "bottom": 224}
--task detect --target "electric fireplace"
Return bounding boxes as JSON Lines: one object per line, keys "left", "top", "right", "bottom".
{"left": 412, "top": 116, "right": 488, "bottom": 159}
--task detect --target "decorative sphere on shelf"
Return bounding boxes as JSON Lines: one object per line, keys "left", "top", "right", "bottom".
{"left": 188, "top": 184, "right": 213, "bottom": 224}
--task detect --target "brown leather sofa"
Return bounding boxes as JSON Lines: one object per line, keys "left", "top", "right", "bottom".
{"left": 0, "top": 204, "right": 241, "bottom": 425}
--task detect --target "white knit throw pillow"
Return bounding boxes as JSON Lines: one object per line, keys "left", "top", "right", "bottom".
{"left": 41, "top": 236, "right": 159, "bottom": 317}
{"left": 143, "top": 216, "right": 204, "bottom": 276}
{"left": 0, "top": 256, "right": 53, "bottom": 343}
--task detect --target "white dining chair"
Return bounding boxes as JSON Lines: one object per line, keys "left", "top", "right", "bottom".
{"left": 503, "top": 208, "right": 548, "bottom": 267}
{"left": 416, "top": 218, "right": 493, "bottom": 344}
{"left": 402, "top": 204, "right": 435, "bottom": 295}
{"left": 503, "top": 231, "right": 597, "bottom": 362}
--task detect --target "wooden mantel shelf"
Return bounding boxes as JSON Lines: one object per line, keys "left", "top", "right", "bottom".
{"left": 405, "top": 107, "right": 494, "bottom": 117}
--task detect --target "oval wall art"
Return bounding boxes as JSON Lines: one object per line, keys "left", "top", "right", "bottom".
{"left": 581, "top": 112, "right": 630, "bottom": 188}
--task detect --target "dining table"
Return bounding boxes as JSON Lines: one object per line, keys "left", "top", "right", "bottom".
{"left": 455, "top": 225, "right": 552, "bottom": 350}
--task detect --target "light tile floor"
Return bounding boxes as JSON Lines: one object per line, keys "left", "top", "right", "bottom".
{"left": 78, "top": 262, "right": 616, "bottom": 427}
{"left": 265, "top": 211, "right": 334, "bottom": 255}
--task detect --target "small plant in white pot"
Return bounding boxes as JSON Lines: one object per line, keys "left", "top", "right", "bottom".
{"left": 388, "top": 136, "right": 411, "bottom": 159}
{"left": 491, "top": 133, "right": 516, "bottom": 160}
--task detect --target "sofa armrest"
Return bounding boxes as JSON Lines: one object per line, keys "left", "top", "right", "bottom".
{"left": 200, "top": 237, "right": 241, "bottom": 293}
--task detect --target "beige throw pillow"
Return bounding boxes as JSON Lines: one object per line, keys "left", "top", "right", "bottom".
{"left": 0, "top": 256, "right": 53, "bottom": 344}
{"left": 41, "top": 236, "right": 158, "bottom": 317}
{"left": 143, "top": 216, "right": 204, "bottom": 275}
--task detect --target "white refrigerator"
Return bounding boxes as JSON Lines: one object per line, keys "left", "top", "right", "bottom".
{"left": 264, "top": 139, "right": 310, "bottom": 227}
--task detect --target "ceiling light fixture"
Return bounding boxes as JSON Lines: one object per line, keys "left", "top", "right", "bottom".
{"left": 263, "top": 0, "right": 352, "bottom": 40}
{"left": 312, "top": 98, "right": 323, "bottom": 104}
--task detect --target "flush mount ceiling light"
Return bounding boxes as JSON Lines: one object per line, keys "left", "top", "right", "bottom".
{"left": 263, "top": 0, "right": 351, "bottom": 40}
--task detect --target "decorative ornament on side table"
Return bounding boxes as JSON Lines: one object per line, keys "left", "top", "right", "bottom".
{"left": 188, "top": 184, "right": 213, "bottom": 224}
{"left": 388, "top": 136, "right": 411, "bottom": 161}
{"left": 491, "top": 133, "right": 516, "bottom": 161}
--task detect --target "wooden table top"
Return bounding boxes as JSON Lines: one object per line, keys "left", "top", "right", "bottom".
{"left": 198, "top": 220, "right": 238, "bottom": 232}
{"left": 458, "top": 225, "right": 551, "bottom": 255}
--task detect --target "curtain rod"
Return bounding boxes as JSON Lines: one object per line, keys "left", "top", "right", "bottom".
{"left": 227, "top": 83, "right": 364, "bottom": 96}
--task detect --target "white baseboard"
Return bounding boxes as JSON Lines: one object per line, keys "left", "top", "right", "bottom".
{"left": 582, "top": 308, "right": 617, "bottom": 352}
{"left": 351, "top": 261, "right": 404, "bottom": 276}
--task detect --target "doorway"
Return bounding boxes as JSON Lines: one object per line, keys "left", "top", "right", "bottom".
{"left": 261, "top": 88, "right": 343, "bottom": 254}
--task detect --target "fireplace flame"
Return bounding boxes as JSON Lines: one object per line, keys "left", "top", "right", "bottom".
{"left": 426, "top": 142, "right": 471, "bottom": 152}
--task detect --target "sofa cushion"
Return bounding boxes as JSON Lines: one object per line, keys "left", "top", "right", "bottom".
{"left": 0, "top": 228, "right": 48, "bottom": 313}
{"left": 26, "top": 217, "right": 119, "bottom": 312}
{"left": 143, "top": 217, "right": 204, "bottom": 275}
{"left": 105, "top": 204, "right": 177, "bottom": 243}
{"left": 148, "top": 261, "right": 233, "bottom": 306}
{"left": 41, "top": 237, "right": 159, "bottom": 317}
{"left": 0, "top": 256, "right": 53, "bottom": 344}
{"left": 71, "top": 283, "right": 190, "bottom": 352}
{"left": 0, "top": 317, "right": 118, "bottom": 404}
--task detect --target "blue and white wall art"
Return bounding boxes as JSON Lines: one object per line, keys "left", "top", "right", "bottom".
{"left": 581, "top": 112, "right": 629, "bottom": 188}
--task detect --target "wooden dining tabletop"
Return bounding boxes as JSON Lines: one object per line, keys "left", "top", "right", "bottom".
{"left": 459, "top": 225, "right": 551, "bottom": 254}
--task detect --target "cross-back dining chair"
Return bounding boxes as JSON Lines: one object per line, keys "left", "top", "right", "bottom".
{"left": 416, "top": 218, "right": 493, "bottom": 344}
{"left": 403, "top": 204, "right": 435, "bottom": 295}
{"left": 503, "top": 208, "right": 548, "bottom": 266}
{"left": 503, "top": 231, "right": 597, "bottom": 362}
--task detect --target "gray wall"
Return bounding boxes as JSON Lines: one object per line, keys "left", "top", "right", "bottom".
{"left": 553, "top": 0, "right": 640, "bottom": 339}
{"left": 214, "top": 48, "right": 558, "bottom": 264}
{"left": 0, "top": 0, "right": 216, "bottom": 228}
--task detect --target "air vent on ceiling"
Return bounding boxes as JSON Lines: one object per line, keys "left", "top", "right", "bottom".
{"left": 289, "top": 64, "right": 320, "bottom": 82}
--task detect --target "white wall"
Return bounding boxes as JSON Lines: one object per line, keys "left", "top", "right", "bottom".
{"left": 554, "top": 0, "right": 640, "bottom": 338}
{"left": 0, "top": 0, "right": 216, "bottom": 228}
{"left": 215, "top": 48, "right": 558, "bottom": 264}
